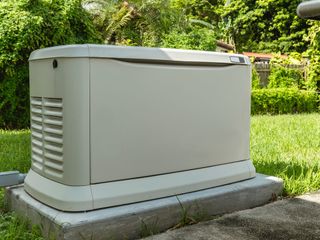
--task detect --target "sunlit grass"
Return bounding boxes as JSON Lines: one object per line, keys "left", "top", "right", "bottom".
{"left": 251, "top": 113, "right": 320, "bottom": 196}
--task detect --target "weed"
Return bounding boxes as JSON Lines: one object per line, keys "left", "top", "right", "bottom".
{"left": 139, "top": 217, "right": 160, "bottom": 238}
{"left": 172, "top": 197, "right": 197, "bottom": 229}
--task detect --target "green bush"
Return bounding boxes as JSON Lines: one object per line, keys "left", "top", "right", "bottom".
{"left": 251, "top": 65, "right": 261, "bottom": 89}
{"left": 305, "top": 22, "right": 320, "bottom": 91}
{"left": 161, "top": 27, "right": 216, "bottom": 51}
{"left": 268, "top": 65, "right": 304, "bottom": 89}
{"left": 251, "top": 88, "right": 319, "bottom": 115}
{"left": 306, "top": 55, "right": 320, "bottom": 91}
{"left": 0, "top": 0, "right": 102, "bottom": 129}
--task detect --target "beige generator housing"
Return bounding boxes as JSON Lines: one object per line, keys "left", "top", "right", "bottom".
{"left": 24, "top": 44, "right": 256, "bottom": 211}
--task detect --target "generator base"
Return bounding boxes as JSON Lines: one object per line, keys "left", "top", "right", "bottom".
{"left": 6, "top": 173, "right": 283, "bottom": 240}
{"left": 24, "top": 160, "right": 255, "bottom": 211}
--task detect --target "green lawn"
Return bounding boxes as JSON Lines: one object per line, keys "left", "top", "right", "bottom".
{"left": 0, "top": 130, "right": 30, "bottom": 173}
{"left": 0, "top": 113, "right": 319, "bottom": 239}
{"left": 251, "top": 114, "right": 320, "bottom": 196}
{"left": 0, "top": 130, "right": 43, "bottom": 240}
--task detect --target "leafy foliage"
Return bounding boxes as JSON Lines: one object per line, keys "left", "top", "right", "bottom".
{"left": 305, "top": 21, "right": 320, "bottom": 91}
{"left": 161, "top": 27, "right": 216, "bottom": 51}
{"left": 104, "top": 2, "right": 135, "bottom": 43}
{"left": 251, "top": 65, "right": 261, "bottom": 89}
{"left": 84, "top": 0, "right": 218, "bottom": 49}
{"left": 268, "top": 65, "right": 304, "bottom": 89}
{"left": 123, "top": 0, "right": 189, "bottom": 47}
{"left": 85, "top": 0, "right": 185, "bottom": 46}
{"left": 171, "top": 0, "right": 224, "bottom": 24}
{"left": 223, "top": 0, "right": 310, "bottom": 53}
{"left": 0, "top": 0, "right": 102, "bottom": 129}
{"left": 251, "top": 88, "right": 319, "bottom": 115}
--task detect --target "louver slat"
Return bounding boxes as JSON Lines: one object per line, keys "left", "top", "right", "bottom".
{"left": 30, "top": 97, "right": 64, "bottom": 180}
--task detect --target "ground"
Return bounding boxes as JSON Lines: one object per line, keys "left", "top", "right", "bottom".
{"left": 146, "top": 192, "right": 320, "bottom": 240}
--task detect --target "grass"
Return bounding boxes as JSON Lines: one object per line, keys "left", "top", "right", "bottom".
{"left": 0, "top": 213, "right": 43, "bottom": 240}
{"left": 251, "top": 114, "right": 320, "bottom": 196}
{"left": 0, "top": 130, "right": 43, "bottom": 240}
{"left": 0, "top": 113, "right": 319, "bottom": 238}
{"left": 0, "top": 130, "right": 30, "bottom": 173}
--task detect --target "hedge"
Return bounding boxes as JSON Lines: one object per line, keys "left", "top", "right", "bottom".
{"left": 251, "top": 88, "right": 319, "bottom": 115}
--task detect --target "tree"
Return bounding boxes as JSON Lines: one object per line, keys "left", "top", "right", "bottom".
{"left": 223, "top": 0, "right": 310, "bottom": 53}
{"left": 83, "top": 0, "right": 217, "bottom": 49}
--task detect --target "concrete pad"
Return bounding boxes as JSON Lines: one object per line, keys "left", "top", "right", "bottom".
{"left": 146, "top": 191, "right": 320, "bottom": 240}
{"left": 5, "top": 174, "right": 282, "bottom": 240}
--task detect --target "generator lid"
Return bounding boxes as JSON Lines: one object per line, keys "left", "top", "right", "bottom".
{"left": 29, "top": 44, "right": 250, "bottom": 66}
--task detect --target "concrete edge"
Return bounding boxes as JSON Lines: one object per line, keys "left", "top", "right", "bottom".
{"left": 5, "top": 173, "right": 283, "bottom": 240}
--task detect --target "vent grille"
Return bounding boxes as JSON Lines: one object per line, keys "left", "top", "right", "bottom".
{"left": 30, "top": 97, "right": 64, "bottom": 179}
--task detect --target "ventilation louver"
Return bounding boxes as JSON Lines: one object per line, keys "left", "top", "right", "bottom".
{"left": 30, "top": 97, "right": 64, "bottom": 180}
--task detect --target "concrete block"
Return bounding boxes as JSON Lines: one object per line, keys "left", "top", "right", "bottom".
{"left": 5, "top": 173, "right": 283, "bottom": 240}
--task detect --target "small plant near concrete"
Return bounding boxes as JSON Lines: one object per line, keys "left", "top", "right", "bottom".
{"left": 188, "top": 200, "right": 211, "bottom": 223}
{"left": 139, "top": 216, "right": 160, "bottom": 238}
{"left": 172, "top": 197, "right": 198, "bottom": 229}
{"left": 269, "top": 192, "right": 281, "bottom": 202}
{"left": 0, "top": 213, "right": 43, "bottom": 240}
{"left": 173, "top": 197, "right": 216, "bottom": 229}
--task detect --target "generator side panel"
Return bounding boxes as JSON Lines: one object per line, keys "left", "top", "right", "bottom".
{"left": 90, "top": 59, "right": 251, "bottom": 184}
{"left": 29, "top": 58, "right": 90, "bottom": 186}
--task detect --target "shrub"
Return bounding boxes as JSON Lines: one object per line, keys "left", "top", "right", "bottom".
{"left": 306, "top": 55, "right": 320, "bottom": 91}
{"left": 0, "top": 0, "right": 102, "bottom": 129}
{"left": 268, "top": 65, "right": 304, "bottom": 89}
{"left": 251, "top": 88, "right": 319, "bottom": 115}
{"left": 251, "top": 65, "right": 261, "bottom": 89}
{"left": 305, "top": 22, "right": 320, "bottom": 91}
{"left": 161, "top": 27, "right": 216, "bottom": 51}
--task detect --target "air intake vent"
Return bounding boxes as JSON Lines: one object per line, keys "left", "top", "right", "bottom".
{"left": 30, "top": 97, "right": 64, "bottom": 180}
